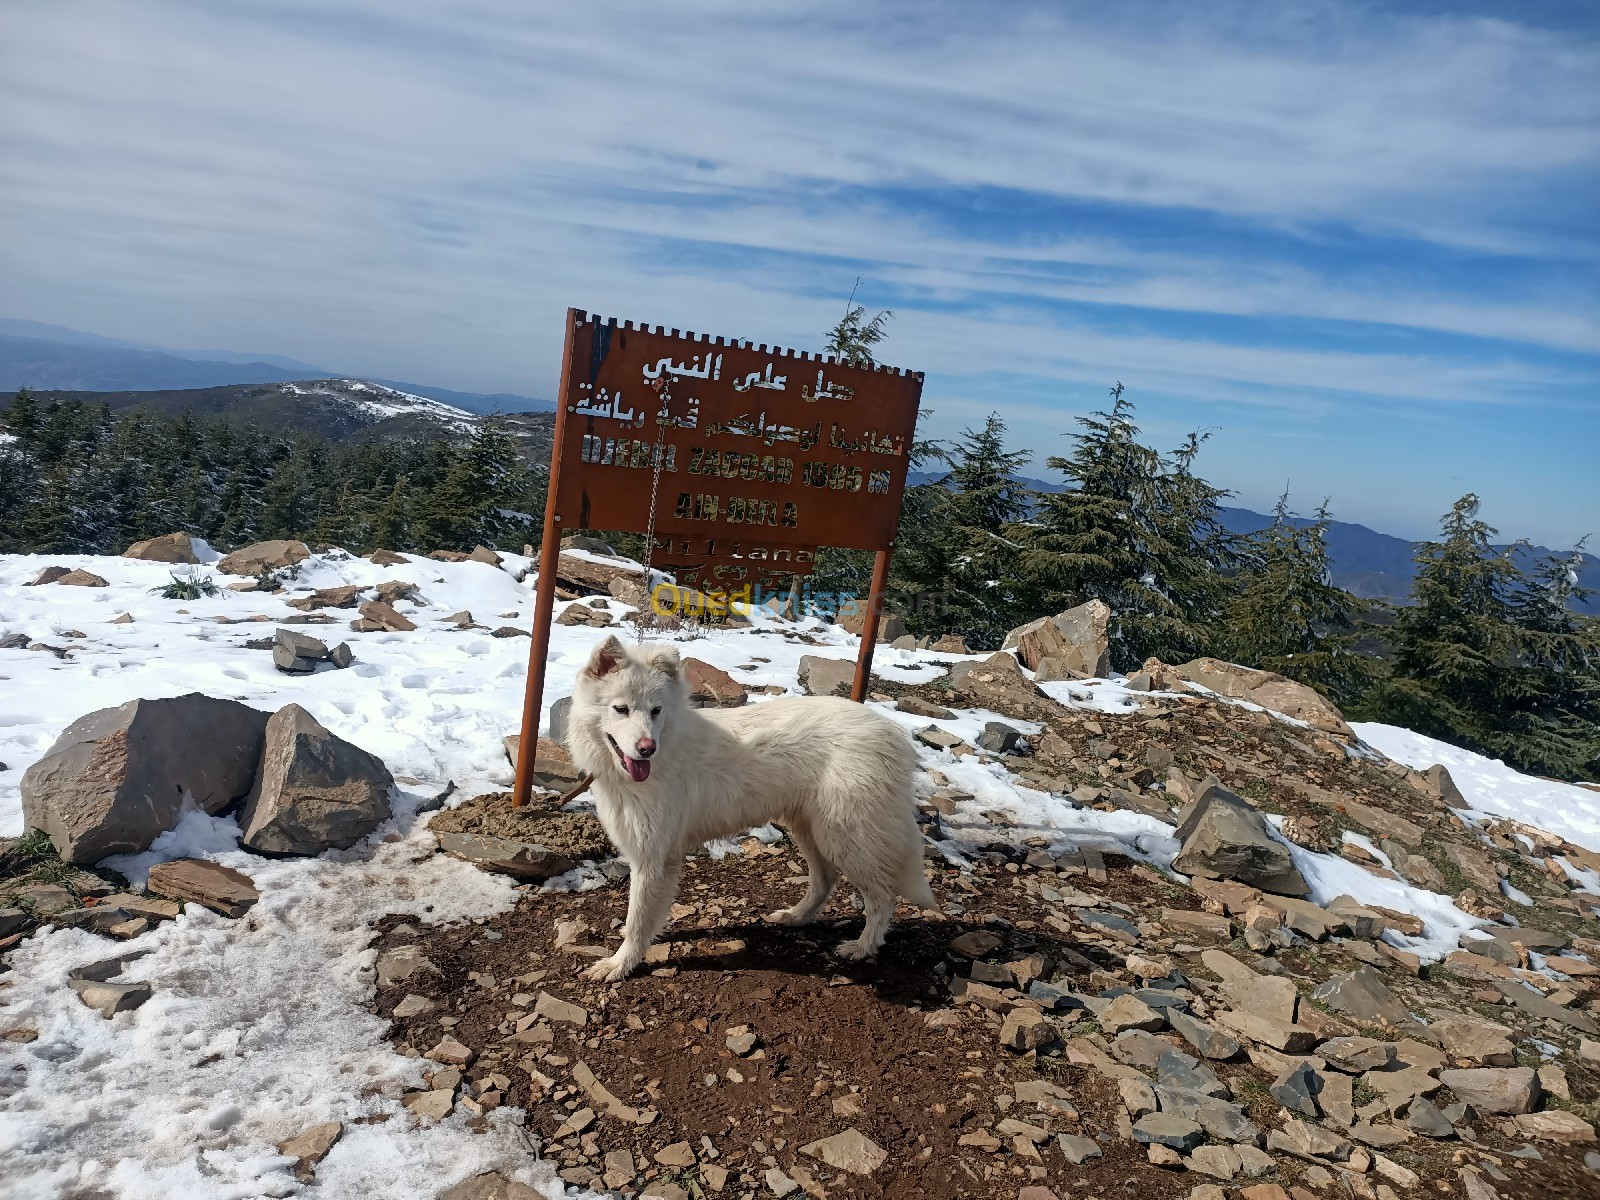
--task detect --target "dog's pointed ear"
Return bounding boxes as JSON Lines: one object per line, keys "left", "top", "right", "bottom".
{"left": 647, "top": 644, "right": 681, "bottom": 679}
{"left": 585, "top": 634, "right": 627, "bottom": 679}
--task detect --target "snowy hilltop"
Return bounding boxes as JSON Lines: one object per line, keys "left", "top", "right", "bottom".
{"left": 2, "top": 541, "right": 1598, "bottom": 1200}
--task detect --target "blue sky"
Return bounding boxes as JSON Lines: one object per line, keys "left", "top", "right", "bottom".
{"left": 1, "top": 0, "right": 1595, "bottom": 545}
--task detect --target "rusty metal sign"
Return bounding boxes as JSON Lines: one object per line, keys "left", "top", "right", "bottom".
{"left": 551, "top": 311, "right": 923, "bottom": 552}
{"left": 513, "top": 308, "right": 924, "bottom": 806}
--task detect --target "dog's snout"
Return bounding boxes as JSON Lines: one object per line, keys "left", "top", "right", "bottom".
{"left": 635, "top": 737, "right": 657, "bottom": 758}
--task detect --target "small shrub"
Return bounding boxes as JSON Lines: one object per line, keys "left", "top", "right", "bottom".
{"left": 156, "top": 569, "right": 219, "bottom": 600}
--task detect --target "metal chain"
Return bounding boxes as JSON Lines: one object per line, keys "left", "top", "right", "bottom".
{"left": 636, "top": 377, "right": 673, "bottom": 642}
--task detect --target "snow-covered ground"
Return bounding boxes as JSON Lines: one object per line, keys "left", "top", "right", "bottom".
{"left": 2, "top": 548, "right": 1598, "bottom": 1197}
{"left": 1355, "top": 722, "right": 1600, "bottom": 854}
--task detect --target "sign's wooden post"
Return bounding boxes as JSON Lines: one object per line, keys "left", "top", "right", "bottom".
{"left": 512, "top": 313, "right": 580, "bottom": 808}
{"left": 850, "top": 547, "right": 893, "bottom": 702}
{"left": 513, "top": 309, "right": 922, "bottom": 807}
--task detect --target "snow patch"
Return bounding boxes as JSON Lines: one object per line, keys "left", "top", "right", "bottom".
{"left": 1354, "top": 722, "right": 1600, "bottom": 853}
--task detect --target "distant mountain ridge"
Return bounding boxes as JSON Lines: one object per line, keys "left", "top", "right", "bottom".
{"left": 909, "top": 471, "right": 1599, "bottom": 613}
{"left": 0, "top": 318, "right": 551, "bottom": 414}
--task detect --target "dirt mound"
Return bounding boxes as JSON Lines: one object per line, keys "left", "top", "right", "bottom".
{"left": 427, "top": 791, "right": 612, "bottom": 862}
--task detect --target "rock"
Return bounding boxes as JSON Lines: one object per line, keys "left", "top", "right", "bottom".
{"left": 435, "top": 832, "right": 576, "bottom": 881}
{"left": 915, "top": 725, "right": 965, "bottom": 751}
{"left": 762, "top": 1168, "right": 798, "bottom": 1198}
{"left": 147, "top": 859, "right": 259, "bottom": 917}
{"left": 949, "top": 650, "right": 1049, "bottom": 711}
{"left": 1102, "top": 994, "right": 1167, "bottom": 1034}
{"left": 277, "top": 1121, "right": 342, "bottom": 1180}
{"left": 799, "top": 1128, "right": 887, "bottom": 1174}
{"left": 403, "top": 1089, "right": 454, "bottom": 1120}
{"left": 533, "top": 991, "right": 588, "bottom": 1026}
{"left": 1321, "top": 1037, "right": 1397, "bottom": 1073}
{"left": 1443, "top": 842, "right": 1500, "bottom": 892}
{"left": 1271, "top": 1061, "right": 1323, "bottom": 1117}
{"left": 26, "top": 565, "right": 71, "bottom": 585}
{"left": 683, "top": 658, "right": 748, "bottom": 708}
{"left": 1172, "top": 657, "right": 1353, "bottom": 736}
{"left": 375, "top": 945, "right": 435, "bottom": 988}
{"left": 1131, "top": 1113, "right": 1205, "bottom": 1152}
{"left": 355, "top": 600, "right": 416, "bottom": 632}
{"left": 798, "top": 655, "right": 855, "bottom": 698}
{"left": 1003, "top": 600, "right": 1111, "bottom": 676}
{"left": 56, "top": 569, "right": 110, "bottom": 587}
{"left": 238, "top": 704, "right": 393, "bottom": 855}
{"left": 931, "top": 633, "right": 969, "bottom": 653}
{"left": 286, "top": 584, "right": 365, "bottom": 611}
{"left": 1394, "top": 852, "right": 1447, "bottom": 891}
{"left": 1420, "top": 764, "right": 1466, "bottom": 807}
{"left": 1214, "top": 1009, "right": 1319, "bottom": 1053}
{"left": 368, "top": 550, "right": 407, "bottom": 566}
{"left": 1202, "top": 949, "right": 1300, "bottom": 1024}
{"left": 217, "top": 539, "right": 309, "bottom": 576}
{"left": 124, "top": 532, "right": 202, "bottom": 563}
{"left": 1167, "top": 1009, "right": 1241, "bottom": 1060}
{"left": 976, "top": 721, "right": 1024, "bottom": 755}
{"left": 896, "top": 696, "right": 955, "bottom": 719}
{"left": 69, "top": 978, "right": 152, "bottom": 1018}
{"left": 1432, "top": 1017, "right": 1515, "bottom": 1067}
{"left": 273, "top": 627, "right": 329, "bottom": 673}
{"left": 1310, "top": 966, "right": 1414, "bottom": 1029}
{"left": 1509, "top": 1111, "right": 1596, "bottom": 1143}
{"left": 1160, "top": 909, "right": 1233, "bottom": 940}
{"left": 438, "top": 1174, "right": 544, "bottom": 1200}
{"left": 1172, "top": 783, "right": 1309, "bottom": 896}
{"left": 1000, "top": 1009, "right": 1056, "bottom": 1051}
{"left": 468, "top": 545, "right": 502, "bottom": 566}
{"left": 949, "top": 930, "right": 1003, "bottom": 958}
{"left": 725, "top": 1025, "right": 759, "bottom": 1056}
{"left": 328, "top": 642, "right": 354, "bottom": 669}
{"left": 654, "top": 1142, "right": 695, "bottom": 1168}
{"left": 1268, "top": 1118, "right": 1352, "bottom": 1162}
{"left": 21, "top": 695, "right": 269, "bottom": 862}
{"left": 392, "top": 993, "right": 436, "bottom": 1018}
{"left": 836, "top": 604, "right": 907, "bottom": 644}
{"left": 1187, "top": 1145, "right": 1241, "bottom": 1180}
{"left": 556, "top": 551, "right": 644, "bottom": 593}
{"left": 1436, "top": 1068, "right": 1541, "bottom": 1115}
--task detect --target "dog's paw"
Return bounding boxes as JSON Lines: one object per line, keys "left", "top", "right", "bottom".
{"left": 766, "top": 907, "right": 806, "bottom": 926}
{"left": 835, "top": 938, "right": 877, "bottom": 962}
{"left": 581, "top": 954, "right": 634, "bottom": 983}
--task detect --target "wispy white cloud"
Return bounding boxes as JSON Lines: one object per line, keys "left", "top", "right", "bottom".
{"left": 0, "top": 0, "right": 1594, "bottom": 541}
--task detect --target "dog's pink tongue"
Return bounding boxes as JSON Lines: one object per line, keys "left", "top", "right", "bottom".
{"left": 625, "top": 756, "right": 652, "bottom": 783}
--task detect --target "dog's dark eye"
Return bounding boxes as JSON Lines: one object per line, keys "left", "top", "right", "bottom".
{"left": 613, "top": 704, "right": 629, "bottom": 716}
{"left": 650, "top": 707, "right": 661, "bottom": 718}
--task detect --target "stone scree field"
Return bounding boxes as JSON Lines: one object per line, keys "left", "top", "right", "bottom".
{"left": 2, "top": 539, "right": 1600, "bottom": 1200}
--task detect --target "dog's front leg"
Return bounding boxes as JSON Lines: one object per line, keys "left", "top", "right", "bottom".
{"left": 583, "top": 859, "right": 682, "bottom": 983}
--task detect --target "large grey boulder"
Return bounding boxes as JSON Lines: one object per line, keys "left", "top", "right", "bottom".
{"left": 1003, "top": 599, "right": 1111, "bottom": 677}
{"left": 238, "top": 704, "right": 393, "bottom": 855}
{"left": 1172, "top": 782, "right": 1309, "bottom": 896}
{"left": 21, "top": 695, "right": 270, "bottom": 863}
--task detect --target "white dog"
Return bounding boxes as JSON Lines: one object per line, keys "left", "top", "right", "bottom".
{"left": 566, "top": 635, "right": 936, "bottom": 982}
